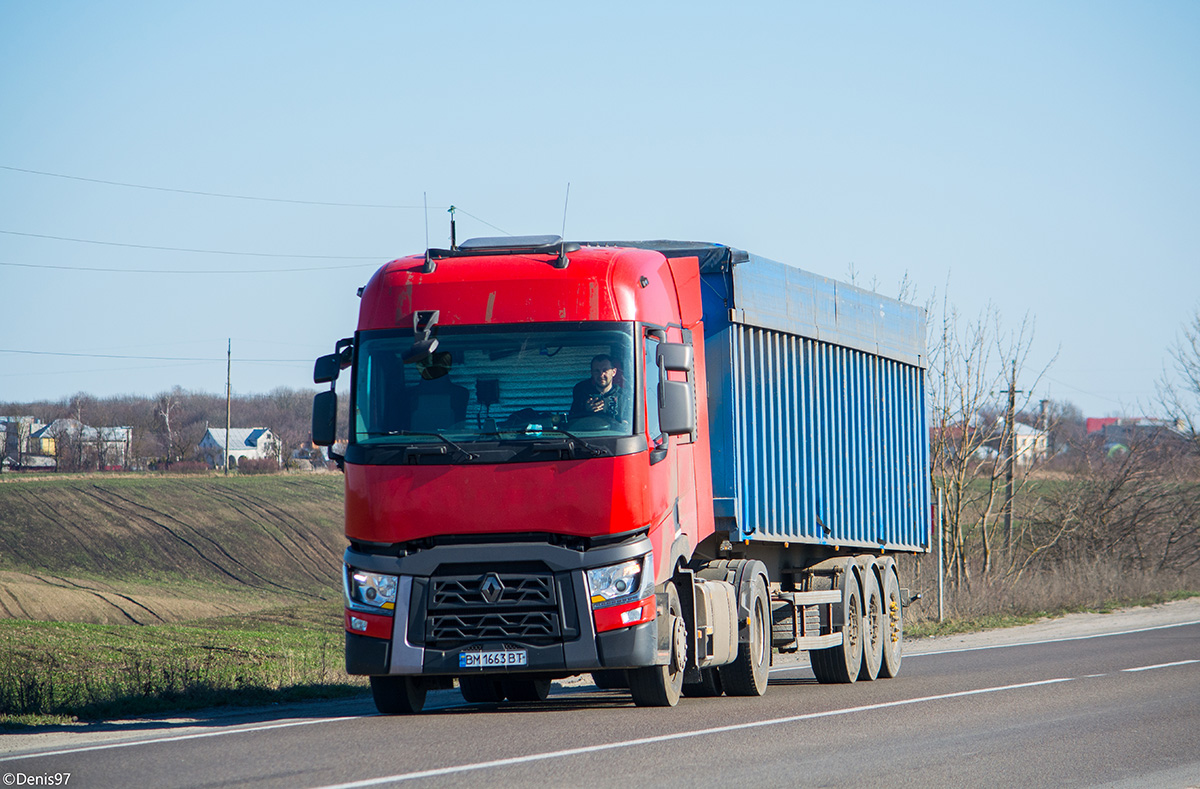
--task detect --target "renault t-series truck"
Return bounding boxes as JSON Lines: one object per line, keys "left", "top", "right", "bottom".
{"left": 311, "top": 236, "right": 929, "bottom": 713}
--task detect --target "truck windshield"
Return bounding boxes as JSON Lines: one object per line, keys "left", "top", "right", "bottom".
{"left": 353, "top": 324, "right": 636, "bottom": 445}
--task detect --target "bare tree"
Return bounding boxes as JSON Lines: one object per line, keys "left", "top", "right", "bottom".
{"left": 928, "top": 295, "right": 1055, "bottom": 589}
{"left": 1159, "top": 307, "right": 1200, "bottom": 451}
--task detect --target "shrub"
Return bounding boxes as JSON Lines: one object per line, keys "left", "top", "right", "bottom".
{"left": 165, "top": 461, "right": 209, "bottom": 475}
{"left": 238, "top": 458, "right": 280, "bottom": 475}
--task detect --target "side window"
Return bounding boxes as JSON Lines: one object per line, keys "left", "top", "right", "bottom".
{"left": 643, "top": 336, "right": 662, "bottom": 441}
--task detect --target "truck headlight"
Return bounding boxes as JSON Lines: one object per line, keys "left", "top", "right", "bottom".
{"left": 587, "top": 555, "right": 653, "bottom": 608}
{"left": 345, "top": 567, "right": 398, "bottom": 613}
{"left": 587, "top": 555, "right": 656, "bottom": 633}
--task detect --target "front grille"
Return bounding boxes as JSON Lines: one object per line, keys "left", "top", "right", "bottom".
{"left": 425, "top": 571, "right": 561, "bottom": 648}
{"left": 428, "top": 611, "right": 558, "bottom": 643}
{"left": 431, "top": 574, "right": 555, "bottom": 609}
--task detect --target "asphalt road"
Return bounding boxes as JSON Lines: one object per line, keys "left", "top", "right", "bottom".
{"left": 3, "top": 610, "right": 1199, "bottom": 789}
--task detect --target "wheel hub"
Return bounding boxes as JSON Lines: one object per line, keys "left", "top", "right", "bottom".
{"left": 671, "top": 615, "right": 687, "bottom": 674}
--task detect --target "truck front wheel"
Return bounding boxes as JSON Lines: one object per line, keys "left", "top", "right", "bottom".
{"left": 371, "top": 675, "right": 427, "bottom": 714}
{"left": 629, "top": 583, "right": 686, "bottom": 707}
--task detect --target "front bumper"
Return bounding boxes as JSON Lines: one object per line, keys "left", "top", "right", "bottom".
{"left": 344, "top": 534, "right": 660, "bottom": 676}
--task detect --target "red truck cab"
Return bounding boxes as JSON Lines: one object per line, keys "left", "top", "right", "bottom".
{"left": 313, "top": 236, "right": 720, "bottom": 711}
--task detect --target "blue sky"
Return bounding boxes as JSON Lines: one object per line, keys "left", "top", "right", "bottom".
{"left": 2, "top": 1, "right": 1198, "bottom": 417}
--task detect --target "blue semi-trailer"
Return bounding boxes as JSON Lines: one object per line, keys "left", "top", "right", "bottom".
{"left": 313, "top": 238, "right": 930, "bottom": 713}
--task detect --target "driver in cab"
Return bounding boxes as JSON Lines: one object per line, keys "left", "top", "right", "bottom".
{"left": 569, "top": 354, "right": 630, "bottom": 426}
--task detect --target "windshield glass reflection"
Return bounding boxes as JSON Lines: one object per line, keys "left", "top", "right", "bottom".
{"left": 354, "top": 324, "right": 636, "bottom": 444}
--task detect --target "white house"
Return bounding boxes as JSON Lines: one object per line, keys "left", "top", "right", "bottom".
{"left": 1012, "top": 422, "right": 1048, "bottom": 464}
{"left": 26, "top": 418, "right": 132, "bottom": 470}
{"left": 199, "top": 427, "right": 281, "bottom": 469}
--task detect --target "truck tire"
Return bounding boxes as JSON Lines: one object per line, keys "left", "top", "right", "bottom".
{"left": 879, "top": 563, "right": 904, "bottom": 678}
{"left": 859, "top": 568, "right": 884, "bottom": 681}
{"left": 810, "top": 570, "right": 863, "bottom": 684}
{"left": 682, "top": 667, "right": 724, "bottom": 698}
{"left": 591, "top": 670, "right": 628, "bottom": 690}
{"left": 371, "top": 675, "right": 427, "bottom": 714}
{"left": 501, "top": 677, "right": 552, "bottom": 702}
{"left": 459, "top": 675, "right": 505, "bottom": 703}
{"left": 722, "top": 572, "right": 770, "bottom": 697}
{"left": 629, "top": 582, "right": 686, "bottom": 707}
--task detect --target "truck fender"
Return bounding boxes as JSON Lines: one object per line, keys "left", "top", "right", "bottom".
{"left": 696, "top": 559, "right": 769, "bottom": 644}
{"left": 666, "top": 532, "right": 693, "bottom": 579}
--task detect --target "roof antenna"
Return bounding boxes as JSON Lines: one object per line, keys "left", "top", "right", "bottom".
{"left": 561, "top": 182, "right": 571, "bottom": 239}
{"left": 448, "top": 205, "right": 458, "bottom": 250}
{"left": 555, "top": 183, "right": 571, "bottom": 268}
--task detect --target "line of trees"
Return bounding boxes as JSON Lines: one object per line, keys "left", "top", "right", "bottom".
{"left": 1, "top": 386, "right": 343, "bottom": 472}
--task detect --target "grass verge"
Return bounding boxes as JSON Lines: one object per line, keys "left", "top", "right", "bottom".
{"left": 0, "top": 601, "right": 367, "bottom": 730}
{"left": 904, "top": 588, "right": 1200, "bottom": 639}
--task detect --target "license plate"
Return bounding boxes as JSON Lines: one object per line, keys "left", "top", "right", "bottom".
{"left": 459, "top": 649, "right": 527, "bottom": 669}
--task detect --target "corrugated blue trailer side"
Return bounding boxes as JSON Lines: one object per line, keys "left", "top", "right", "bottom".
{"left": 696, "top": 247, "right": 930, "bottom": 555}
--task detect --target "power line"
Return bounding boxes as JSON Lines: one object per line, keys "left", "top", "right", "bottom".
{"left": 1, "top": 164, "right": 513, "bottom": 234}
{"left": 0, "top": 229, "right": 387, "bottom": 260}
{"left": 0, "top": 164, "right": 429, "bottom": 209}
{"left": 1, "top": 260, "right": 379, "bottom": 274}
{"left": 0, "top": 348, "right": 310, "bottom": 362}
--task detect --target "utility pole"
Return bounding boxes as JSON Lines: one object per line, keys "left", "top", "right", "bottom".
{"left": 938, "top": 486, "right": 945, "bottom": 623}
{"left": 1002, "top": 359, "right": 1023, "bottom": 556}
{"left": 225, "top": 339, "right": 232, "bottom": 476}
{"left": 1039, "top": 398, "right": 1052, "bottom": 457}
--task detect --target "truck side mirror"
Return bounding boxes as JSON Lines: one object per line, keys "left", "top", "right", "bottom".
{"left": 312, "top": 390, "right": 338, "bottom": 446}
{"left": 657, "top": 343, "right": 694, "bottom": 373}
{"left": 313, "top": 354, "right": 341, "bottom": 384}
{"left": 658, "top": 380, "right": 695, "bottom": 436}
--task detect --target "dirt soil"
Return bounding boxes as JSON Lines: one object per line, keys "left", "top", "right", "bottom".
{"left": 0, "top": 570, "right": 285, "bottom": 624}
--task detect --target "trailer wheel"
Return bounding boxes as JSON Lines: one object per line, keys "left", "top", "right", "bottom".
{"left": 682, "top": 667, "right": 724, "bottom": 698}
{"left": 722, "top": 572, "right": 770, "bottom": 696}
{"left": 811, "top": 570, "right": 863, "bottom": 684}
{"left": 629, "top": 583, "right": 686, "bottom": 707}
{"left": 859, "top": 569, "right": 884, "bottom": 681}
{"left": 501, "top": 677, "right": 552, "bottom": 702}
{"left": 459, "top": 675, "right": 505, "bottom": 703}
{"left": 879, "top": 564, "right": 904, "bottom": 678}
{"left": 370, "top": 676, "right": 427, "bottom": 714}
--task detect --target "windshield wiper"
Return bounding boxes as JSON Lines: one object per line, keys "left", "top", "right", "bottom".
{"left": 535, "top": 427, "right": 611, "bottom": 458}
{"left": 364, "top": 430, "right": 480, "bottom": 461}
{"left": 475, "top": 426, "right": 610, "bottom": 458}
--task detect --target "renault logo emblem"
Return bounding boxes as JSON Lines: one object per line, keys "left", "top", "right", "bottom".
{"left": 480, "top": 573, "right": 504, "bottom": 604}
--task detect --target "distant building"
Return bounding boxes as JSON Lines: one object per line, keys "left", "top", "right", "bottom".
{"left": 0, "top": 416, "right": 45, "bottom": 467}
{"left": 1085, "top": 417, "right": 1187, "bottom": 454}
{"left": 199, "top": 427, "right": 281, "bottom": 469}
{"left": 26, "top": 419, "right": 133, "bottom": 470}
{"left": 931, "top": 417, "right": 1047, "bottom": 466}
{"left": 1010, "top": 422, "right": 1048, "bottom": 465}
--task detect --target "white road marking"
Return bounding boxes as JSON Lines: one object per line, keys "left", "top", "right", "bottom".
{"left": 311, "top": 677, "right": 1076, "bottom": 788}
{"left": 1120, "top": 659, "right": 1200, "bottom": 673}
{"left": 0, "top": 716, "right": 362, "bottom": 763}
{"left": 4, "top": 619, "right": 1195, "bottom": 767}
